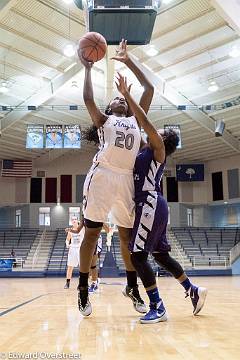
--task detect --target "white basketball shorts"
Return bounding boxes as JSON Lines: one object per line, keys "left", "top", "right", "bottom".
{"left": 67, "top": 246, "right": 80, "bottom": 267}
{"left": 83, "top": 164, "right": 135, "bottom": 228}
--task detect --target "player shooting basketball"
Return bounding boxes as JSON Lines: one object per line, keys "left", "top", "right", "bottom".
{"left": 77, "top": 39, "right": 154, "bottom": 316}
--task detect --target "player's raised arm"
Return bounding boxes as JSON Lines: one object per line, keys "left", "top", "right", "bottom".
{"left": 115, "top": 73, "right": 165, "bottom": 164}
{"left": 65, "top": 232, "right": 71, "bottom": 248}
{"left": 112, "top": 39, "right": 154, "bottom": 114}
{"left": 79, "top": 50, "right": 107, "bottom": 128}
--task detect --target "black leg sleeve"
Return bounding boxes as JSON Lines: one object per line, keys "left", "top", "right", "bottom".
{"left": 131, "top": 252, "right": 156, "bottom": 289}
{"left": 153, "top": 252, "right": 184, "bottom": 279}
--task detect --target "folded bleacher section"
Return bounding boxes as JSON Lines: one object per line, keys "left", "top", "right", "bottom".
{"left": 46, "top": 229, "right": 108, "bottom": 274}
{"left": 0, "top": 228, "right": 40, "bottom": 267}
{"left": 1, "top": 227, "right": 239, "bottom": 276}
{"left": 171, "top": 227, "right": 240, "bottom": 268}
{"left": 47, "top": 229, "right": 67, "bottom": 273}
{"left": 111, "top": 233, "right": 160, "bottom": 275}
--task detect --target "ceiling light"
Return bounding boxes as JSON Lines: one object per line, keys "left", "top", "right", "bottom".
{"left": 63, "top": 44, "right": 75, "bottom": 57}
{"left": 229, "top": 46, "right": 240, "bottom": 58}
{"left": 162, "top": 0, "right": 174, "bottom": 4}
{"left": 62, "top": 0, "right": 73, "bottom": 4}
{"left": 208, "top": 81, "right": 219, "bottom": 92}
{"left": 0, "top": 84, "right": 9, "bottom": 94}
{"left": 146, "top": 45, "right": 158, "bottom": 57}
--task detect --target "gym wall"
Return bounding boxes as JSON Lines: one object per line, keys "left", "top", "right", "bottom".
{"left": 2, "top": 153, "right": 240, "bottom": 228}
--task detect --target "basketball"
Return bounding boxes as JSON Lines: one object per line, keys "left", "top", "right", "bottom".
{"left": 78, "top": 32, "right": 107, "bottom": 63}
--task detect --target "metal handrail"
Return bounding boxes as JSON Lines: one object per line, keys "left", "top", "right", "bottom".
{"left": 192, "top": 255, "right": 229, "bottom": 268}
{"left": 32, "top": 230, "right": 46, "bottom": 269}
{"left": 234, "top": 228, "right": 239, "bottom": 246}
{"left": 230, "top": 241, "right": 240, "bottom": 264}
{"left": 111, "top": 233, "right": 117, "bottom": 261}
{"left": 168, "top": 231, "right": 186, "bottom": 268}
{"left": 47, "top": 230, "right": 58, "bottom": 270}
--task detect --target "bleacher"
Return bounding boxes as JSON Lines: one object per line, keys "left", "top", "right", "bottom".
{"left": 171, "top": 227, "right": 240, "bottom": 267}
{"left": 47, "top": 230, "right": 65, "bottom": 272}
{"left": 0, "top": 228, "right": 40, "bottom": 267}
{"left": 1, "top": 227, "right": 237, "bottom": 274}
{"left": 111, "top": 233, "right": 159, "bottom": 275}
{"left": 47, "top": 229, "right": 108, "bottom": 274}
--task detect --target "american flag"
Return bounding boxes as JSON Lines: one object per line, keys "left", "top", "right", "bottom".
{"left": 1, "top": 160, "right": 32, "bottom": 178}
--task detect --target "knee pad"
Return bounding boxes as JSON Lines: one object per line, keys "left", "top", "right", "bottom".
{"left": 153, "top": 252, "right": 183, "bottom": 279}
{"left": 131, "top": 251, "right": 148, "bottom": 268}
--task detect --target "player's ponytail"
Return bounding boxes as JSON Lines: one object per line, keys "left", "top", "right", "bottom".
{"left": 82, "top": 125, "right": 100, "bottom": 145}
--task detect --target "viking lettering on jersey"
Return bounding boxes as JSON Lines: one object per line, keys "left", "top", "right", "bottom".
{"left": 93, "top": 115, "right": 141, "bottom": 171}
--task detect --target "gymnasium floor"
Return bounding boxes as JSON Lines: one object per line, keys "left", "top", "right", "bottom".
{"left": 0, "top": 277, "right": 239, "bottom": 360}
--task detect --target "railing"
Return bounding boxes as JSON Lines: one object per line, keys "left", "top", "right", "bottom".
{"left": 234, "top": 228, "right": 239, "bottom": 246}
{"left": 168, "top": 231, "right": 186, "bottom": 268}
{"left": 111, "top": 233, "right": 117, "bottom": 262}
{"left": 230, "top": 241, "right": 240, "bottom": 264}
{"left": 171, "top": 241, "right": 185, "bottom": 267}
{"left": 32, "top": 230, "right": 46, "bottom": 269}
{"left": 192, "top": 256, "right": 229, "bottom": 269}
{"left": 60, "top": 233, "right": 67, "bottom": 271}
{"left": 188, "top": 229, "right": 194, "bottom": 245}
{"left": 47, "top": 231, "right": 58, "bottom": 270}
{"left": 93, "top": 0, "right": 155, "bottom": 9}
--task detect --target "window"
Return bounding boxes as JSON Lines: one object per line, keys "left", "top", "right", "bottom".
{"left": 187, "top": 208, "right": 193, "bottom": 227}
{"left": 69, "top": 207, "right": 81, "bottom": 225}
{"left": 16, "top": 210, "right": 21, "bottom": 228}
{"left": 39, "top": 207, "right": 50, "bottom": 226}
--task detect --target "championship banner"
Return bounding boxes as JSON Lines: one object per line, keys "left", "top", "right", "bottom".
{"left": 26, "top": 125, "right": 44, "bottom": 148}
{"left": 164, "top": 124, "right": 182, "bottom": 149}
{"left": 64, "top": 125, "right": 81, "bottom": 149}
{"left": 46, "top": 125, "right": 63, "bottom": 148}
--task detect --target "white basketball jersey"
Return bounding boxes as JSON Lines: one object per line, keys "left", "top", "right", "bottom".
{"left": 93, "top": 115, "right": 141, "bottom": 172}
{"left": 70, "top": 227, "right": 85, "bottom": 247}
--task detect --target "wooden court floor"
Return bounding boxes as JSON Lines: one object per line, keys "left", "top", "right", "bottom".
{"left": 0, "top": 276, "right": 239, "bottom": 360}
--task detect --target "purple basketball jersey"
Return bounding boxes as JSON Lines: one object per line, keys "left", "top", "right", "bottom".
{"left": 134, "top": 146, "right": 165, "bottom": 202}
{"left": 130, "top": 146, "right": 170, "bottom": 253}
